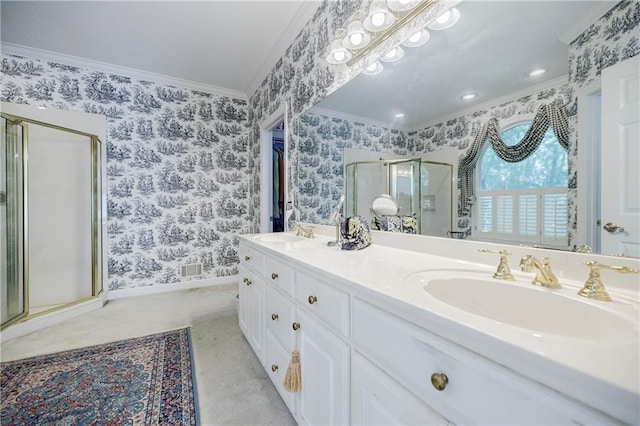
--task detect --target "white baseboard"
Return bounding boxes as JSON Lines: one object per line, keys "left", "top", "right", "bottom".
{"left": 107, "top": 275, "right": 238, "bottom": 300}
{"left": 1, "top": 296, "right": 106, "bottom": 342}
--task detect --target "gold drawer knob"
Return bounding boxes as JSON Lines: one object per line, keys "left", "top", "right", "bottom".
{"left": 431, "top": 373, "right": 448, "bottom": 391}
{"left": 271, "top": 313, "right": 278, "bottom": 321}
{"left": 271, "top": 272, "right": 278, "bottom": 280}
{"left": 243, "top": 277, "right": 252, "bottom": 286}
{"left": 292, "top": 322, "right": 300, "bottom": 331}
{"left": 308, "top": 295, "right": 318, "bottom": 305}
{"left": 244, "top": 255, "right": 250, "bottom": 261}
{"left": 271, "top": 364, "right": 278, "bottom": 372}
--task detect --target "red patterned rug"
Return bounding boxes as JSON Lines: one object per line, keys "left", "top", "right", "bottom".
{"left": 1, "top": 328, "right": 198, "bottom": 425}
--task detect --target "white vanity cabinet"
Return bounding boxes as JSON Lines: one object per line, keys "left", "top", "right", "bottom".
{"left": 240, "top": 240, "right": 350, "bottom": 425}
{"left": 351, "top": 299, "right": 615, "bottom": 425}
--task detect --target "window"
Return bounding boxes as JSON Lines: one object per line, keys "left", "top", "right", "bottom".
{"left": 475, "top": 123, "right": 568, "bottom": 247}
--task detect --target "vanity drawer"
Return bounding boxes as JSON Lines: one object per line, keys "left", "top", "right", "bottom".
{"left": 296, "top": 271, "right": 350, "bottom": 338}
{"left": 264, "top": 257, "right": 295, "bottom": 297}
{"left": 239, "top": 242, "right": 265, "bottom": 276}
{"left": 266, "top": 284, "right": 296, "bottom": 349}
{"left": 265, "top": 330, "right": 296, "bottom": 414}
{"left": 352, "top": 299, "right": 612, "bottom": 425}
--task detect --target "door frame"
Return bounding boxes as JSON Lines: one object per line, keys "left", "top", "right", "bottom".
{"left": 259, "top": 104, "right": 287, "bottom": 233}
{"left": 577, "top": 81, "right": 602, "bottom": 252}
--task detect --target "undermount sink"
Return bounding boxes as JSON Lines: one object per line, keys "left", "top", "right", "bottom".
{"left": 253, "top": 233, "right": 305, "bottom": 244}
{"left": 407, "top": 272, "right": 637, "bottom": 342}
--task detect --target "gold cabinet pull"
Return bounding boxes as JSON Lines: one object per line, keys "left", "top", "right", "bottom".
{"left": 271, "top": 313, "right": 278, "bottom": 321}
{"left": 271, "top": 272, "right": 278, "bottom": 280}
{"left": 271, "top": 364, "right": 278, "bottom": 372}
{"left": 292, "top": 322, "right": 300, "bottom": 331}
{"left": 308, "top": 295, "right": 318, "bottom": 305}
{"left": 244, "top": 255, "right": 250, "bottom": 261}
{"left": 431, "top": 373, "right": 448, "bottom": 391}
{"left": 243, "top": 277, "right": 252, "bottom": 286}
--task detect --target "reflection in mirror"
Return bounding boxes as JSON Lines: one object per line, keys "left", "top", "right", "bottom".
{"left": 291, "top": 1, "right": 639, "bottom": 257}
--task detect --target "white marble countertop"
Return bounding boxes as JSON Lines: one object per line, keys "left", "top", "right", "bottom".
{"left": 240, "top": 231, "right": 640, "bottom": 424}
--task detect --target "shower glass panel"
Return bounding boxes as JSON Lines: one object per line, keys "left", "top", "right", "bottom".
{"left": 420, "top": 161, "right": 454, "bottom": 237}
{"left": 345, "top": 158, "right": 422, "bottom": 231}
{"left": 1, "top": 112, "right": 102, "bottom": 328}
{"left": 1, "top": 117, "right": 26, "bottom": 326}
{"left": 28, "top": 123, "right": 95, "bottom": 314}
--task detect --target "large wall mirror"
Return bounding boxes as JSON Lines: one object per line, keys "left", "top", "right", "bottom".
{"left": 292, "top": 0, "right": 640, "bottom": 254}
{"left": 291, "top": 0, "right": 639, "bottom": 258}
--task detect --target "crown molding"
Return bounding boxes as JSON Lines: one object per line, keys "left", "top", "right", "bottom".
{"left": 410, "top": 75, "right": 569, "bottom": 132}
{"left": 558, "top": 1, "right": 614, "bottom": 45}
{"left": 310, "top": 106, "right": 401, "bottom": 131}
{"left": 244, "top": 1, "right": 322, "bottom": 98}
{"left": 1, "top": 42, "right": 247, "bottom": 100}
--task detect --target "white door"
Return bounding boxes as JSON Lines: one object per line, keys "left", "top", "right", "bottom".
{"left": 601, "top": 56, "right": 640, "bottom": 257}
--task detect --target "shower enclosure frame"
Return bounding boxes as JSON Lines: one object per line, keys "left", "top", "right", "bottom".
{"left": 344, "top": 158, "right": 455, "bottom": 236}
{"left": 1, "top": 113, "right": 104, "bottom": 329}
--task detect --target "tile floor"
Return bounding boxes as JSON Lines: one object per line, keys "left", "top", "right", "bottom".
{"left": 1, "top": 284, "right": 295, "bottom": 425}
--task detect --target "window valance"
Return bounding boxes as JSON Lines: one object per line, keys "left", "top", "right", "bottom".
{"left": 458, "top": 103, "right": 569, "bottom": 215}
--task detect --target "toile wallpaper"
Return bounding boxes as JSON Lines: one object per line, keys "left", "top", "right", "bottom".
{"left": 1, "top": 0, "right": 637, "bottom": 291}
{"left": 1, "top": 54, "right": 250, "bottom": 291}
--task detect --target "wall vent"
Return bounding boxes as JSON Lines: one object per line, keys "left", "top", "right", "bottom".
{"left": 181, "top": 263, "right": 203, "bottom": 278}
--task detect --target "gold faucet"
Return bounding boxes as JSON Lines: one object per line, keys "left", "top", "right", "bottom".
{"left": 578, "top": 261, "right": 640, "bottom": 302}
{"left": 519, "top": 255, "right": 561, "bottom": 289}
{"left": 293, "top": 224, "right": 315, "bottom": 239}
{"left": 479, "top": 249, "right": 514, "bottom": 280}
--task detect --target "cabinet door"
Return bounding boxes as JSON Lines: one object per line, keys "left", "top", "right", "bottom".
{"left": 238, "top": 266, "right": 250, "bottom": 336}
{"left": 352, "top": 352, "right": 450, "bottom": 425}
{"left": 247, "top": 274, "right": 265, "bottom": 366}
{"left": 296, "top": 309, "right": 350, "bottom": 426}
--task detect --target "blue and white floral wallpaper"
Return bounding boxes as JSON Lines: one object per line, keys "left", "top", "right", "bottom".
{"left": 1, "top": 54, "right": 250, "bottom": 291}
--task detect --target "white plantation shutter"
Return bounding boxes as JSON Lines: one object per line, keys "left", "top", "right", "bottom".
{"left": 478, "top": 196, "right": 493, "bottom": 233}
{"left": 519, "top": 194, "right": 538, "bottom": 237}
{"left": 543, "top": 192, "right": 568, "bottom": 244}
{"left": 476, "top": 188, "right": 567, "bottom": 247}
{"left": 496, "top": 195, "right": 513, "bottom": 234}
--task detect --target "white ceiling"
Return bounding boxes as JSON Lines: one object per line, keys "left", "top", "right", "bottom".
{"left": 0, "top": 0, "right": 614, "bottom": 115}
{"left": 1, "top": 1, "right": 321, "bottom": 97}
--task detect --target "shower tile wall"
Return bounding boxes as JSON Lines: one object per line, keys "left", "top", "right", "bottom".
{"left": 1, "top": 54, "right": 250, "bottom": 291}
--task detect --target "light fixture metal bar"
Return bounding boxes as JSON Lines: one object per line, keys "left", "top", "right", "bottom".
{"left": 346, "top": 0, "right": 438, "bottom": 67}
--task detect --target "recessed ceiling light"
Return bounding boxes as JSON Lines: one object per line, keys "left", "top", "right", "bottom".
{"left": 394, "top": 113, "right": 405, "bottom": 118}
{"left": 460, "top": 92, "right": 477, "bottom": 101}
{"left": 529, "top": 68, "right": 546, "bottom": 77}
{"left": 37, "top": 106, "right": 47, "bottom": 110}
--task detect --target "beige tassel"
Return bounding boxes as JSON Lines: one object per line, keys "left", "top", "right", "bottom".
{"left": 283, "top": 350, "right": 302, "bottom": 392}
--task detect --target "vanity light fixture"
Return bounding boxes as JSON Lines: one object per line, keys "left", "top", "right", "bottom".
{"left": 402, "top": 28, "right": 430, "bottom": 48}
{"left": 427, "top": 7, "right": 460, "bottom": 30}
{"left": 363, "top": 61, "right": 384, "bottom": 75}
{"left": 326, "top": 1, "right": 461, "bottom": 70}
{"left": 380, "top": 46, "right": 405, "bottom": 62}
{"left": 529, "top": 68, "right": 547, "bottom": 77}
{"left": 460, "top": 92, "right": 477, "bottom": 101}
{"left": 326, "top": 29, "right": 353, "bottom": 65}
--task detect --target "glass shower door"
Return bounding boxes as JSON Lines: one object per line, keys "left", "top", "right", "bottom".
{"left": 1, "top": 116, "right": 26, "bottom": 327}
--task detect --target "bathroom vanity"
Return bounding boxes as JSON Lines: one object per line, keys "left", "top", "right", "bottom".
{"left": 238, "top": 230, "right": 639, "bottom": 425}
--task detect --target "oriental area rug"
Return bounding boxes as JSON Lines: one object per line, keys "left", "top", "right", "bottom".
{"left": 1, "top": 328, "right": 198, "bottom": 425}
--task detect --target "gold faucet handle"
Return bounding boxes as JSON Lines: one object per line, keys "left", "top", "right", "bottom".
{"left": 479, "top": 249, "right": 514, "bottom": 281}
{"left": 576, "top": 261, "right": 638, "bottom": 302}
